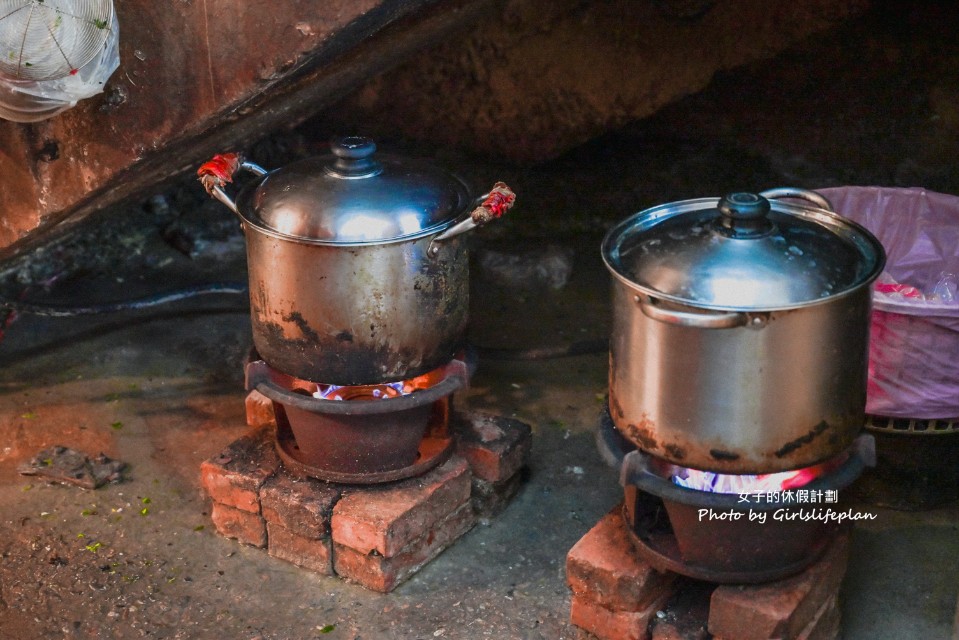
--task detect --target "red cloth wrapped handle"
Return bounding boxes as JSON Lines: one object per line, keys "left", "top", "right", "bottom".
{"left": 470, "top": 182, "right": 516, "bottom": 225}
{"left": 197, "top": 153, "right": 242, "bottom": 194}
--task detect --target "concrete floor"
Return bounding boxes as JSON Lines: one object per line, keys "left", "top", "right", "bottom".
{"left": 2, "top": 2, "right": 959, "bottom": 638}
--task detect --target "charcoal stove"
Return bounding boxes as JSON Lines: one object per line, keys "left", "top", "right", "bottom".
{"left": 245, "top": 351, "right": 475, "bottom": 484}
{"left": 202, "top": 341, "right": 532, "bottom": 592}
{"left": 569, "top": 403, "right": 873, "bottom": 638}
{"left": 597, "top": 403, "right": 875, "bottom": 584}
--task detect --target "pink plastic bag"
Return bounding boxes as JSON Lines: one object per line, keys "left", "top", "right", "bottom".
{"left": 818, "top": 187, "right": 959, "bottom": 419}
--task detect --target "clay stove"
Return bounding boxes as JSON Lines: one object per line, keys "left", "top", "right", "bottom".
{"left": 200, "top": 348, "right": 531, "bottom": 593}
{"left": 566, "top": 404, "right": 874, "bottom": 640}
{"left": 245, "top": 352, "right": 471, "bottom": 484}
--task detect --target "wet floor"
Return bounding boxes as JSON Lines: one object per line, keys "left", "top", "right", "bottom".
{"left": 2, "top": 2, "right": 959, "bottom": 638}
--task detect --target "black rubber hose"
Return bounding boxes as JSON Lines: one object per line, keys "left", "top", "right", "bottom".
{"left": 0, "top": 282, "right": 249, "bottom": 317}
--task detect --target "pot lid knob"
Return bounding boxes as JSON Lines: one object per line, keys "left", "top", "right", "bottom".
{"left": 328, "top": 136, "right": 382, "bottom": 178}
{"left": 718, "top": 192, "right": 772, "bottom": 237}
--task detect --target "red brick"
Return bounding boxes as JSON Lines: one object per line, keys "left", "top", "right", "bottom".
{"left": 570, "top": 593, "right": 667, "bottom": 640}
{"left": 331, "top": 456, "right": 471, "bottom": 557}
{"left": 709, "top": 532, "right": 850, "bottom": 640}
{"left": 267, "top": 523, "right": 334, "bottom": 576}
{"left": 567, "top": 506, "right": 678, "bottom": 612}
{"left": 452, "top": 411, "right": 531, "bottom": 483}
{"left": 471, "top": 472, "right": 523, "bottom": 520}
{"left": 199, "top": 426, "right": 280, "bottom": 513}
{"left": 796, "top": 597, "right": 840, "bottom": 640}
{"left": 245, "top": 391, "right": 275, "bottom": 429}
{"left": 210, "top": 502, "right": 267, "bottom": 548}
{"left": 260, "top": 472, "right": 340, "bottom": 539}
{"left": 333, "top": 502, "right": 475, "bottom": 592}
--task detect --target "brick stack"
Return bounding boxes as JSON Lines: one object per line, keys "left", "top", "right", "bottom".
{"left": 566, "top": 508, "right": 678, "bottom": 640}
{"left": 454, "top": 412, "right": 531, "bottom": 518}
{"left": 330, "top": 456, "right": 474, "bottom": 591}
{"left": 566, "top": 507, "right": 850, "bottom": 640}
{"left": 200, "top": 393, "right": 531, "bottom": 592}
{"left": 707, "top": 533, "right": 848, "bottom": 640}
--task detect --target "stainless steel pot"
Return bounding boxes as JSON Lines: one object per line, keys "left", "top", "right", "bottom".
{"left": 602, "top": 189, "right": 885, "bottom": 473}
{"left": 198, "top": 137, "right": 515, "bottom": 384}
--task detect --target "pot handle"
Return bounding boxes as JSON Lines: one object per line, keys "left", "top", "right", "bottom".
{"left": 427, "top": 182, "right": 516, "bottom": 258}
{"left": 197, "top": 152, "right": 268, "bottom": 216}
{"left": 636, "top": 294, "right": 753, "bottom": 329}
{"left": 759, "top": 187, "right": 834, "bottom": 212}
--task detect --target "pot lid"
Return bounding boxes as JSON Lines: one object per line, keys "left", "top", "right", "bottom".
{"left": 602, "top": 191, "right": 886, "bottom": 310}
{"left": 236, "top": 137, "right": 472, "bottom": 243}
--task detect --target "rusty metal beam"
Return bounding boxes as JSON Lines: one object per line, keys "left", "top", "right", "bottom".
{"left": 0, "top": 0, "right": 498, "bottom": 260}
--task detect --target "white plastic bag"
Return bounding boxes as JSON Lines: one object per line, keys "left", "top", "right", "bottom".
{"left": 0, "top": 7, "right": 119, "bottom": 122}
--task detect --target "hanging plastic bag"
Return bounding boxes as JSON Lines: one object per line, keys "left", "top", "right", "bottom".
{"left": 818, "top": 186, "right": 959, "bottom": 419}
{"left": 0, "top": 0, "right": 120, "bottom": 122}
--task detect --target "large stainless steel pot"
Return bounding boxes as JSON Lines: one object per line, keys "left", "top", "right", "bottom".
{"left": 602, "top": 189, "right": 885, "bottom": 473}
{"left": 198, "top": 137, "right": 515, "bottom": 384}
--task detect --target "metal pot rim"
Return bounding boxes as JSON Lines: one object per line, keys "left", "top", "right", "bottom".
{"left": 233, "top": 172, "right": 470, "bottom": 247}
{"left": 237, "top": 205, "right": 460, "bottom": 247}
{"left": 604, "top": 263, "right": 875, "bottom": 313}
{"left": 601, "top": 196, "right": 887, "bottom": 312}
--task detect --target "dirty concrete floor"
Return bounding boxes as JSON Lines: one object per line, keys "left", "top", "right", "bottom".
{"left": 2, "top": 2, "right": 959, "bottom": 639}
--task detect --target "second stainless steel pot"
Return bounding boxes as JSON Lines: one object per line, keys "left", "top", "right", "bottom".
{"left": 199, "top": 137, "right": 515, "bottom": 384}
{"left": 602, "top": 189, "right": 885, "bottom": 473}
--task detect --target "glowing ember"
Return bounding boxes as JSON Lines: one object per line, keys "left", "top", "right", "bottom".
{"left": 311, "top": 368, "right": 446, "bottom": 401}
{"left": 314, "top": 382, "right": 404, "bottom": 401}
{"left": 672, "top": 459, "right": 839, "bottom": 493}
